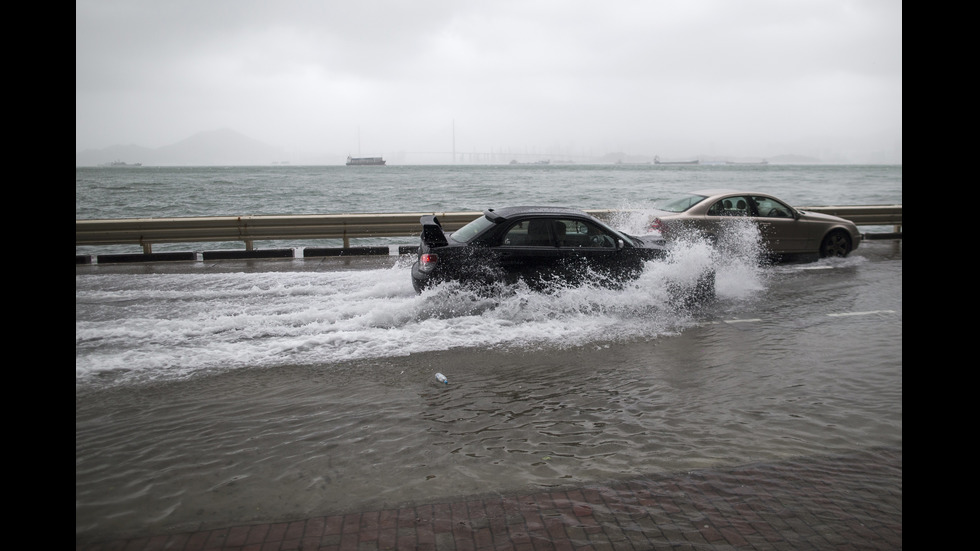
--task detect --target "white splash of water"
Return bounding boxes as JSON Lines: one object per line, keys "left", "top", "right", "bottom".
{"left": 76, "top": 221, "right": 770, "bottom": 386}
{"left": 608, "top": 205, "right": 769, "bottom": 300}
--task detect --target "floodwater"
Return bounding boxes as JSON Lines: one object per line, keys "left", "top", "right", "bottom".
{"left": 75, "top": 239, "right": 902, "bottom": 544}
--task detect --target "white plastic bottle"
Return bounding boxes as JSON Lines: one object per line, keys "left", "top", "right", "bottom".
{"left": 435, "top": 373, "right": 448, "bottom": 384}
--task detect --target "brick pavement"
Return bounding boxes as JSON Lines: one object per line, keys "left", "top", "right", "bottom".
{"left": 76, "top": 447, "right": 900, "bottom": 551}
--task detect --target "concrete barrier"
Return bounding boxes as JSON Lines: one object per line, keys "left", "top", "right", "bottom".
{"left": 304, "top": 246, "right": 391, "bottom": 257}
{"left": 201, "top": 249, "right": 294, "bottom": 261}
{"left": 93, "top": 252, "right": 198, "bottom": 264}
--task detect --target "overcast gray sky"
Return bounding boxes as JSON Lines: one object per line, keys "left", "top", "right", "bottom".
{"left": 75, "top": 0, "right": 902, "bottom": 163}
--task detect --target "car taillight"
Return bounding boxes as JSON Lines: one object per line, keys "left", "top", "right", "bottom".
{"left": 648, "top": 217, "right": 665, "bottom": 232}
{"left": 419, "top": 253, "right": 438, "bottom": 272}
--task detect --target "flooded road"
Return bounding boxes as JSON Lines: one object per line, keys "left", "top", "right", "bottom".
{"left": 75, "top": 239, "right": 902, "bottom": 543}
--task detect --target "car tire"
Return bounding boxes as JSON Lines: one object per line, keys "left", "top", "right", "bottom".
{"left": 670, "top": 269, "right": 716, "bottom": 309}
{"left": 694, "top": 269, "right": 716, "bottom": 302}
{"left": 819, "top": 230, "right": 851, "bottom": 258}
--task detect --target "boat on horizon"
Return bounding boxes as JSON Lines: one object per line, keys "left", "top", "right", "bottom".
{"left": 346, "top": 155, "right": 386, "bottom": 166}
{"left": 654, "top": 156, "right": 699, "bottom": 165}
{"left": 725, "top": 159, "right": 769, "bottom": 165}
{"left": 101, "top": 160, "right": 142, "bottom": 167}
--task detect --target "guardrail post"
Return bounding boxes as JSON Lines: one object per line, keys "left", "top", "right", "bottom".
{"left": 142, "top": 243, "right": 152, "bottom": 254}
{"left": 245, "top": 240, "right": 254, "bottom": 251}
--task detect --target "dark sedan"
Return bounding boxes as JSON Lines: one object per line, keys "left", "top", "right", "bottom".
{"left": 411, "top": 206, "right": 714, "bottom": 301}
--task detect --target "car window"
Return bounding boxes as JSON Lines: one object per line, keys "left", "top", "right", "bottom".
{"left": 709, "top": 196, "right": 751, "bottom": 216}
{"left": 557, "top": 218, "right": 616, "bottom": 248}
{"left": 502, "top": 219, "right": 554, "bottom": 247}
{"left": 751, "top": 196, "right": 793, "bottom": 218}
{"left": 656, "top": 194, "right": 707, "bottom": 213}
{"left": 502, "top": 220, "right": 527, "bottom": 246}
{"left": 450, "top": 214, "right": 495, "bottom": 243}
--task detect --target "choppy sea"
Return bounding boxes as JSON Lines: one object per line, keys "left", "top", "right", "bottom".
{"left": 76, "top": 163, "right": 901, "bottom": 252}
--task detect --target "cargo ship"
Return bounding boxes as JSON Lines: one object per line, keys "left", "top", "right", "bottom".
{"left": 653, "top": 156, "right": 698, "bottom": 165}
{"left": 346, "top": 155, "right": 386, "bottom": 166}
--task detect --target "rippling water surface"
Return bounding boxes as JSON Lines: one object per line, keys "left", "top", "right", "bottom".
{"left": 76, "top": 163, "right": 902, "bottom": 254}
{"left": 75, "top": 164, "right": 902, "bottom": 543}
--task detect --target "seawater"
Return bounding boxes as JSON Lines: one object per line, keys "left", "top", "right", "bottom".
{"left": 76, "top": 163, "right": 902, "bottom": 254}
{"left": 75, "top": 164, "right": 902, "bottom": 543}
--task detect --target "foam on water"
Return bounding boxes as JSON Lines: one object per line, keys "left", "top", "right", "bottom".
{"left": 76, "top": 224, "right": 768, "bottom": 387}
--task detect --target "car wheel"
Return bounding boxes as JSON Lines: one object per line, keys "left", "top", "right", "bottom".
{"left": 694, "top": 269, "right": 716, "bottom": 302}
{"left": 670, "top": 269, "right": 716, "bottom": 309}
{"left": 819, "top": 230, "right": 851, "bottom": 258}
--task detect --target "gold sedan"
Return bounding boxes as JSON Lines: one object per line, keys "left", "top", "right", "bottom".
{"left": 648, "top": 189, "right": 862, "bottom": 258}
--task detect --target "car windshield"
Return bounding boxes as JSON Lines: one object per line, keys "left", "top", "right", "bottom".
{"left": 450, "top": 214, "right": 495, "bottom": 243}
{"left": 588, "top": 220, "right": 638, "bottom": 247}
{"left": 656, "top": 193, "right": 708, "bottom": 213}
{"left": 599, "top": 225, "right": 638, "bottom": 246}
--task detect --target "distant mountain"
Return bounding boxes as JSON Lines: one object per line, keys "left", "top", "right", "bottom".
{"left": 75, "top": 128, "right": 287, "bottom": 167}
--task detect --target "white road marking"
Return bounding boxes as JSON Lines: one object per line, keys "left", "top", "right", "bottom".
{"left": 697, "top": 319, "right": 762, "bottom": 326}
{"left": 827, "top": 310, "right": 898, "bottom": 317}
{"left": 696, "top": 310, "right": 898, "bottom": 327}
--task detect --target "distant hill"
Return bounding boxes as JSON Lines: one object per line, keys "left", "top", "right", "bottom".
{"left": 75, "top": 128, "right": 287, "bottom": 167}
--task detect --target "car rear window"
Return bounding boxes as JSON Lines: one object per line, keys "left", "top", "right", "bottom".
{"left": 657, "top": 194, "right": 707, "bottom": 213}
{"left": 450, "top": 215, "right": 495, "bottom": 243}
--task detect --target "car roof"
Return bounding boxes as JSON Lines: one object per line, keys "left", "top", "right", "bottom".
{"left": 484, "top": 206, "right": 591, "bottom": 221}
{"left": 690, "top": 189, "right": 772, "bottom": 198}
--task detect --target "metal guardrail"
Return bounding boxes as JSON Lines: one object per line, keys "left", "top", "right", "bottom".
{"left": 796, "top": 205, "right": 903, "bottom": 228}
{"left": 76, "top": 205, "right": 902, "bottom": 255}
